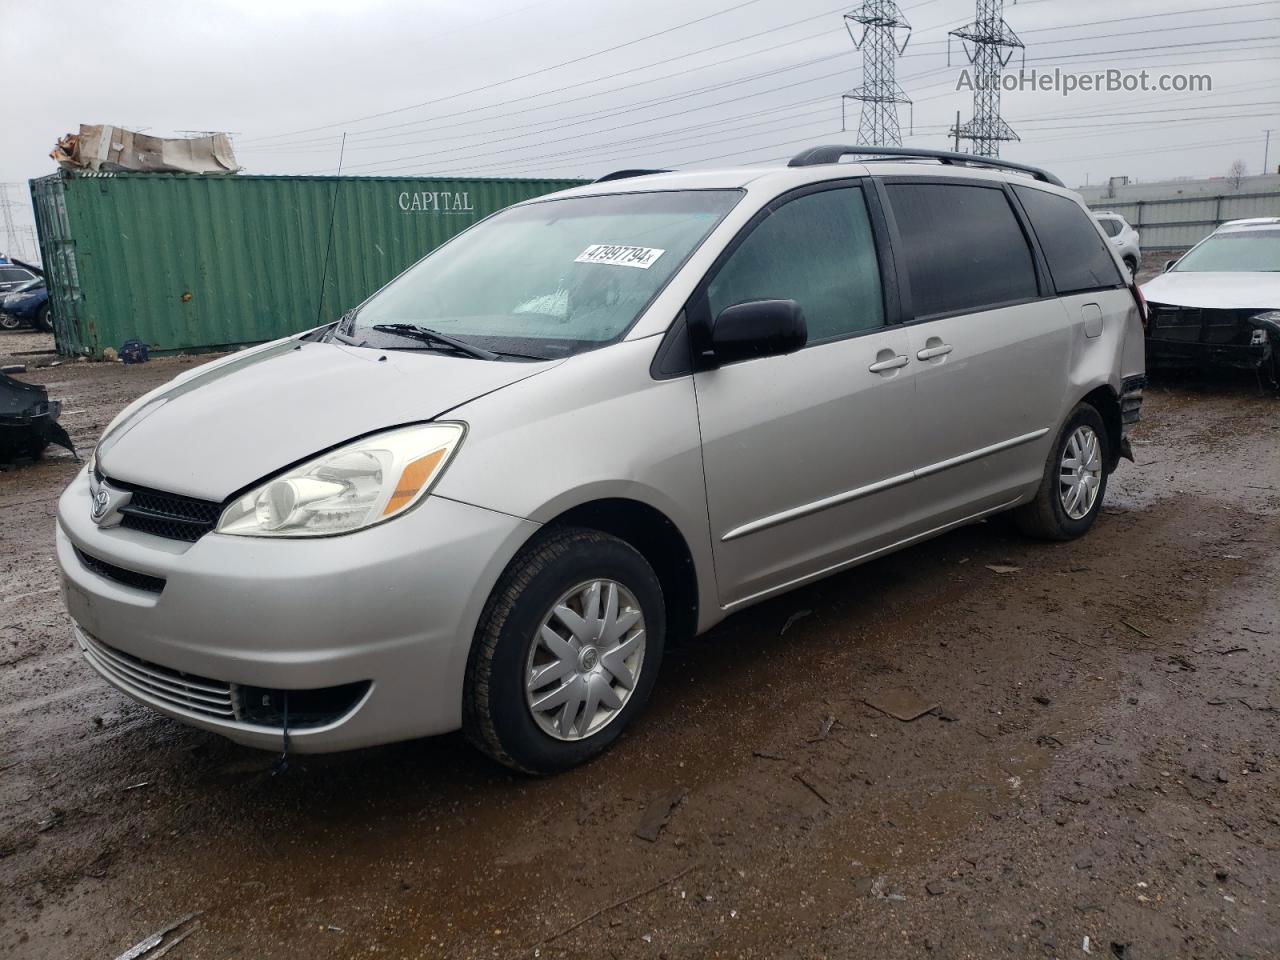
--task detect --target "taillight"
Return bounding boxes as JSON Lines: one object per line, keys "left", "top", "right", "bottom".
{"left": 1129, "top": 281, "right": 1148, "bottom": 329}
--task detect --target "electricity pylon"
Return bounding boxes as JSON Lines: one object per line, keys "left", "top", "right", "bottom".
{"left": 843, "top": 1, "right": 913, "bottom": 148}
{"left": 949, "top": 0, "right": 1024, "bottom": 158}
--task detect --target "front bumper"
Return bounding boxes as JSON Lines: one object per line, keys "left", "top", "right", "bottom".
{"left": 56, "top": 467, "right": 538, "bottom": 752}
{"left": 1145, "top": 337, "right": 1271, "bottom": 371}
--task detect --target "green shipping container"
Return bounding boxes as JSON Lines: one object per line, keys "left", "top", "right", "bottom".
{"left": 29, "top": 170, "right": 585, "bottom": 359}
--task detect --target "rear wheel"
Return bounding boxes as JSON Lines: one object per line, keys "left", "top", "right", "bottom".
{"left": 1014, "top": 403, "right": 1110, "bottom": 540}
{"left": 36, "top": 304, "right": 53, "bottom": 333}
{"left": 463, "top": 527, "right": 665, "bottom": 774}
{"left": 1265, "top": 347, "right": 1280, "bottom": 392}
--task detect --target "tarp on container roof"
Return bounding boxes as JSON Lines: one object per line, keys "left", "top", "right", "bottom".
{"left": 51, "top": 125, "right": 239, "bottom": 174}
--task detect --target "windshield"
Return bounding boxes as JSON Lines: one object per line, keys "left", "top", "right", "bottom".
{"left": 1174, "top": 229, "right": 1280, "bottom": 273}
{"left": 344, "top": 189, "right": 741, "bottom": 359}
{"left": 13, "top": 279, "right": 44, "bottom": 293}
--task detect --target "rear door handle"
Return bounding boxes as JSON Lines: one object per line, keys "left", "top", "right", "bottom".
{"left": 868, "top": 354, "right": 910, "bottom": 373}
{"left": 916, "top": 344, "right": 953, "bottom": 361}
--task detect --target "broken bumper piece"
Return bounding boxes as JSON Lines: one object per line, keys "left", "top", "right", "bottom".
{"left": 0, "top": 371, "right": 75, "bottom": 465}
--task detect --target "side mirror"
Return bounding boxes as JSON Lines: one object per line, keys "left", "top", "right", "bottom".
{"left": 1163, "top": 258, "right": 1178, "bottom": 273}
{"left": 709, "top": 299, "right": 807, "bottom": 366}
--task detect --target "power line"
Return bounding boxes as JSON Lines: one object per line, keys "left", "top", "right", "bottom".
{"left": 240, "top": 1, "right": 1273, "bottom": 152}
{"left": 240, "top": 0, "right": 773, "bottom": 144}
{"left": 446, "top": 107, "right": 1280, "bottom": 179}
{"left": 240, "top": 5, "right": 868, "bottom": 151}
{"left": 303, "top": 31, "right": 1279, "bottom": 175}
{"left": 252, "top": 16, "right": 1273, "bottom": 158}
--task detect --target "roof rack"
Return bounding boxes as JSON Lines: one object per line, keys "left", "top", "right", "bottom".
{"left": 594, "top": 168, "right": 673, "bottom": 183}
{"left": 787, "top": 146, "right": 1064, "bottom": 188}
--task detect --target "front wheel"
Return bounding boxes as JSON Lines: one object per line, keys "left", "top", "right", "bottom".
{"left": 463, "top": 528, "right": 665, "bottom": 774}
{"left": 0, "top": 313, "right": 20, "bottom": 331}
{"left": 1014, "top": 403, "right": 1110, "bottom": 540}
{"left": 36, "top": 304, "right": 53, "bottom": 333}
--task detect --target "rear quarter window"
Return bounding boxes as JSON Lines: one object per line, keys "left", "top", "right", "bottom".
{"left": 1015, "top": 187, "right": 1125, "bottom": 294}
{"left": 1097, "top": 218, "right": 1123, "bottom": 238}
{"left": 884, "top": 182, "right": 1039, "bottom": 319}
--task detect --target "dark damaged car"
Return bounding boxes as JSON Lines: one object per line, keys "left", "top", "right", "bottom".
{"left": 1141, "top": 218, "right": 1280, "bottom": 385}
{"left": 0, "top": 277, "right": 52, "bottom": 332}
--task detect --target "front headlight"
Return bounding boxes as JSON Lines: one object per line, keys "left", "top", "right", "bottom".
{"left": 216, "top": 423, "right": 464, "bottom": 538}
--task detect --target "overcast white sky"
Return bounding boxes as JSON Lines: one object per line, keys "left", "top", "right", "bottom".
{"left": 3, "top": 0, "right": 1278, "bottom": 260}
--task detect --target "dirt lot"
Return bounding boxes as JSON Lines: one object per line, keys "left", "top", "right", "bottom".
{"left": 2, "top": 329, "right": 1278, "bottom": 960}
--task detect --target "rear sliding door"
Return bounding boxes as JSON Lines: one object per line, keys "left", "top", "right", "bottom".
{"left": 878, "top": 178, "right": 1069, "bottom": 523}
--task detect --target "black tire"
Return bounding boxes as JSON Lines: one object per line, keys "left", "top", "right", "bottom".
{"left": 1014, "top": 403, "right": 1110, "bottom": 541}
{"left": 36, "top": 304, "right": 53, "bottom": 333}
{"left": 1124, "top": 256, "right": 1138, "bottom": 278}
{"left": 1264, "top": 339, "right": 1280, "bottom": 392}
{"left": 0, "top": 312, "right": 20, "bottom": 331}
{"left": 463, "top": 527, "right": 665, "bottom": 775}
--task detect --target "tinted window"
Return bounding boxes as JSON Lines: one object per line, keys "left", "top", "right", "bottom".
{"left": 707, "top": 187, "right": 883, "bottom": 343}
{"left": 0, "top": 268, "right": 33, "bottom": 283}
{"left": 1015, "top": 186, "right": 1125, "bottom": 294}
{"left": 1097, "top": 218, "right": 1123, "bottom": 238}
{"left": 885, "top": 183, "right": 1038, "bottom": 318}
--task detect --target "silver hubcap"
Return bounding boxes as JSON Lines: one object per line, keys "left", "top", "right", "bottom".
{"left": 1059, "top": 425, "right": 1102, "bottom": 520}
{"left": 525, "top": 579, "right": 646, "bottom": 741}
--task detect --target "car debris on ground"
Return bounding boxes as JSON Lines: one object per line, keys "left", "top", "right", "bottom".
{"left": 0, "top": 370, "right": 75, "bottom": 466}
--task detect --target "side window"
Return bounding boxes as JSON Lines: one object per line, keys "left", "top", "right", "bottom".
{"left": 1097, "top": 218, "right": 1122, "bottom": 238}
{"left": 884, "top": 182, "right": 1039, "bottom": 319}
{"left": 0, "top": 268, "right": 29, "bottom": 283}
{"left": 1014, "top": 186, "right": 1125, "bottom": 294}
{"left": 707, "top": 187, "right": 884, "bottom": 344}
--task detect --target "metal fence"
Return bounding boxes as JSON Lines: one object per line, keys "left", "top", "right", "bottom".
{"left": 1085, "top": 190, "right": 1280, "bottom": 250}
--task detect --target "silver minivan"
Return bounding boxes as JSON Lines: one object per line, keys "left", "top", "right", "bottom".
{"left": 57, "top": 147, "right": 1147, "bottom": 773}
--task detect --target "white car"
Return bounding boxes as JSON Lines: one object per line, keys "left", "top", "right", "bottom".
{"left": 1093, "top": 212, "right": 1141, "bottom": 277}
{"left": 1141, "top": 217, "right": 1280, "bottom": 385}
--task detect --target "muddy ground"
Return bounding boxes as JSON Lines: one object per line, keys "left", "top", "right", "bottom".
{"left": 2, "top": 328, "right": 1277, "bottom": 960}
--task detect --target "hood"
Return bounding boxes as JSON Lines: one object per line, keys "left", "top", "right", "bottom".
{"left": 1141, "top": 271, "right": 1280, "bottom": 310}
{"left": 97, "top": 339, "right": 556, "bottom": 500}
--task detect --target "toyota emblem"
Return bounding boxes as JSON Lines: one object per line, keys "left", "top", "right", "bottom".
{"left": 91, "top": 488, "right": 112, "bottom": 521}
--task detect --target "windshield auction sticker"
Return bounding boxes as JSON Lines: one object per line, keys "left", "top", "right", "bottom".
{"left": 575, "top": 244, "right": 666, "bottom": 269}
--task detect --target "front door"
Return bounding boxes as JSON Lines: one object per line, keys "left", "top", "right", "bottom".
{"left": 692, "top": 184, "right": 928, "bottom": 609}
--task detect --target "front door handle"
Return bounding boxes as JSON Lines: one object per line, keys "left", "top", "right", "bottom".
{"left": 916, "top": 343, "right": 953, "bottom": 361}
{"left": 868, "top": 354, "right": 910, "bottom": 373}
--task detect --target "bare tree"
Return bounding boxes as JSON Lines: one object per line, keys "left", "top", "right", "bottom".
{"left": 1227, "top": 159, "right": 1248, "bottom": 190}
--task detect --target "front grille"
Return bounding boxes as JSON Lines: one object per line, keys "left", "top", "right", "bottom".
{"left": 78, "top": 630, "right": 235, "bottom": 721}
{"left": 111, "top": 481, "right": 223, "bottom": 542}
{"left": 74, "top": 547, "right": 165, "bottom": 594}
{"left": 1148, "top": 304, "right": 1257, "bottom": 346}
{"left": 77, "top": 631, "right": 372, "bottom": 731}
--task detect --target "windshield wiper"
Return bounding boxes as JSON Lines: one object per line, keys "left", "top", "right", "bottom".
{"left": 370, "top": 323, "right": 500, "bottom": 361}
{"left": 328, "top": 309, "right": 363, "bottom": 344}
